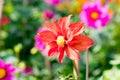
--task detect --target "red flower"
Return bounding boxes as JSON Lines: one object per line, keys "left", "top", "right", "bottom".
{"left": 37, "top": 15, "right": 94, "bottom": 63}
{"left": 1, "top": 16, "right": 11, "bottom": 26}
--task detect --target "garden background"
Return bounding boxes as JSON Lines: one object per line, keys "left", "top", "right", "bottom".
{"left": 0, "top": 0, "right": 120, "bottom": 80}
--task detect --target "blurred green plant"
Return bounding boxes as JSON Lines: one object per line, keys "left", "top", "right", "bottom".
{"left": 0, "top": 0, "right": 120, "bottom": 80}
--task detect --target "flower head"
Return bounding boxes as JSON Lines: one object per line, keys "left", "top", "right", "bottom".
{"left": 21, "top": 66, "right": 33, "bottom": 75}
{"left": 80, "top": 0, "right": 112, "bottom": 29}
{"left": 44, "top": 0, "right": 61, "bottom": 6}
{"left": 0, "top": 59, "right": 16, "bottom": 80}
{"left": 1, "top": 16, "right": 11, "bottom": 26}
{"left": 37, "top": 15, "right": 94, "bottom": 63}
{"left": 43, "top": 9, "right": 55, "bottom": 20}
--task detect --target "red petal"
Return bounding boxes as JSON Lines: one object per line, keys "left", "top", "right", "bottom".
{"left": 68, "top": 35, "right": 94, "bottom": 51}
{"left": 45, "top": 21, "right": 61, "bottom": 35}
{"left": 66, "top": 30, "right": 74, "bottom": 41}
{"left": 38, "top": 30, "right": 56, "bottom": 44}
{"left": 57, "top": 15, "right": 72, "bottom": 37}
{"left": 69, "top": 22, "right": 84, "bottom": 35}
{"left": 65, "top": 46, "right": 80, "bottom": 60}
{"left": 48, "top": 47, "right": 58, "bottom": 57}
{"left": 48, "top": 41, "right": 58, "bottom": 48}
{"left": 58, "top": 47, "right": 64, "bottom": 63}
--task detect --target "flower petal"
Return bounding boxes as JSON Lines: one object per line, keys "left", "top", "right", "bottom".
{"left": 37, "top": 30, "right": 56, "bottom": 44}
{"left": 69, "top": 22, "right": 84, "bottom": 35}
{"left": 68, "top": 35, "right": 94, "bottom": 51}
{"left": 58, "top": 47, "right": 64, "bottom": 63}
{"left": 0, "top": 59, "right": 5, "bottom": 68}
{"left": 58, "top": 15, "right": 72, "bottom": 37}
{"left": 48, "top": 41, "right": 58, "bottom": 47}
{"left": 45, "top": 21, "right": 61, "bottom": 35}
{"left": 66, "top": 30, "right": 74, "bottom": 41}
{"left": 48, "top": 47, "right": 58, "bottom": 57}
{"left": 58, "top": 15, "right": 72, "bottom": 29}
{"left": 65, "top": 46, "right": 80, "bottom": 60}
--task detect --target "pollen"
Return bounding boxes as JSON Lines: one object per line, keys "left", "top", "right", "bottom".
{"left": 90, "top": 12, "right": 99, "bottom": 19}
{"left": 56, "top": 36, "right": 65, "bottom": 46}
{"left": 0, "top": 68, "right": 6, "bottom": 79}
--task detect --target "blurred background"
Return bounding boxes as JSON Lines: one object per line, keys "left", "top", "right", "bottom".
{"left": 0, "top": 0, "right": 120, "bottom": 80}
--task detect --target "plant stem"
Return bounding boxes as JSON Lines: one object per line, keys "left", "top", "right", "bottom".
{"left": 45, "top": 56, "right": 51, "bottom": 74}
{"left": 0, "top": 0, "right": 3, "bottom": 18}
{"left": 86, "top": 50, "right": 89, "bottom": 80}
{"left": 72, "top": 60, "right": 79, "bottom": 80}
{"left": 0, "top": 0, "right": 4, "bottom": 50}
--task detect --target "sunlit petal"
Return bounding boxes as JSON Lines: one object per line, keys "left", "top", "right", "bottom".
{"left": 68, "top": 35, "right": 94, "bottom": 51}
{"left": 65, "top": 46, "right": 80, "bottom": 60}
{"left": 38, "top": 30, "right": 56, "bottom": 43}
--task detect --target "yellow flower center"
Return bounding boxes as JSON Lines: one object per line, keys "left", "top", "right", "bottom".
{"left": 90, "top": 12, "right": 99, "bottom": 19}
{"left": 0, "top": 68, "right": 6, "bottom": 79}
{"left": 56, "top": 36, "right": 65, "bottom": 47}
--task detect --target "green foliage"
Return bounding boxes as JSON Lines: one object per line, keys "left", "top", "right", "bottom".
{"left": 0, "top": 0, "right": 120, "bottom": 80}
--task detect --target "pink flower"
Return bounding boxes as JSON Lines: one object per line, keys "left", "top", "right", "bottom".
{"left": 80, "top": 0, "right": 112, "bottom": 29}
{"left": 44, "top": 0, "right": 61, "bottom": 6}
{"left": 0, "top": 59, "right": 16, "bottom": 80}
{"left": 35, "top": 28, "right": 48, "bottom": 56}
{"left": 21, "top": 67, "right": 33, "bottom": 75}
{"left": 37, "top": 15, "right": 94, "bottom": 63}
{"left": 43, "top": 9, "right": 55, "bottom": 20}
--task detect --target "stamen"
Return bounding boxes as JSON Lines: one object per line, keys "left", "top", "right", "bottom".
{"left": 0, "top": 68, "right": 6, "bottom": 79}
{"left": 91, "top": 12, "right": 99, "bottom": 19}
{"left": 56, "top": 36, "right": 65, "bottom": 46}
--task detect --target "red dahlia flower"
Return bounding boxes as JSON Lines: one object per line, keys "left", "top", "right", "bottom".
{"left": 37, "top": 15, "right": 94, "bottom": 63}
